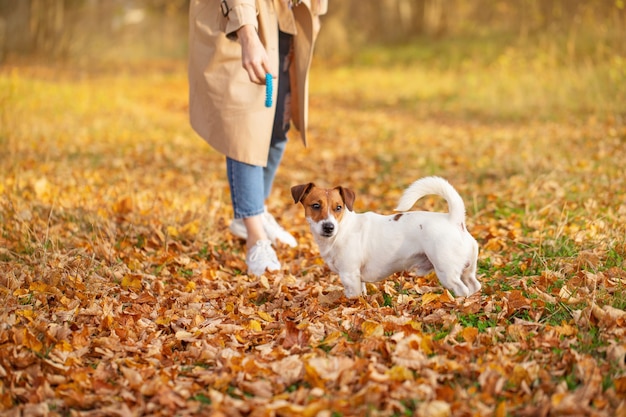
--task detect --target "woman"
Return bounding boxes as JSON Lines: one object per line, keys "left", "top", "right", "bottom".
{"left": 188, "top": 0, "right": 327, "bottom": 275}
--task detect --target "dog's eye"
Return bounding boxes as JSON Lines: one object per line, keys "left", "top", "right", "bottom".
{"left": 311, "top": 203, "right": 321, "bottom": 210}
{"left": 335, "top": 205, "right": 342, "bottom": 212}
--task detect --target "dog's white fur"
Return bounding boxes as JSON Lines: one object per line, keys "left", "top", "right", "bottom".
{"left": 291, "top": 176, "right": 481, "bottom": 298}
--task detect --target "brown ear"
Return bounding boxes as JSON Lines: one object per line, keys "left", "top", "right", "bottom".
{"left": 336, "top": 186, "right": 355, "bottom": 211}
{"left": 291, "top": 183, "right": 315, "bottom": 204}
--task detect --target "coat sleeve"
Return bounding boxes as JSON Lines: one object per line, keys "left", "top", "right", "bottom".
{"left": 223, "top": 0, "right": 258, "bottom": 39}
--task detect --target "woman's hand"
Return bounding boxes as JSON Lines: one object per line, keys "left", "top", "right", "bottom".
{"left": 237, "top": 25, "right": 274, "bottom": 84}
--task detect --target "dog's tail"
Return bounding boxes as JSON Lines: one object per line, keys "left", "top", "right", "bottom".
{"left": 394, "top": 176, "right": 466, "bottom": 224}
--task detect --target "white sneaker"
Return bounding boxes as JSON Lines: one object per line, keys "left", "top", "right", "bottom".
{"left": 229, "top": 208, "right": 297, "bottom": 248}
{"left": 229, "top": 218, "right": 248, "bottom": 240}
{"left": 246, "top": 240, "right": 281, "bottom": 276}
{"left": 261, "top": 210, "right": 297, "bottom": 248}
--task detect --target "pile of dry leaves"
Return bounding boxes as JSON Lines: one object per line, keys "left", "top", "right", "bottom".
{"left": 1, "top": 65, "right": 625, "bottom": 416}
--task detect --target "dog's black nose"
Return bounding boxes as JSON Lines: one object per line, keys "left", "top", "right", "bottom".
{"left": 322, "top": 222, "right": 335, "bottom": 235}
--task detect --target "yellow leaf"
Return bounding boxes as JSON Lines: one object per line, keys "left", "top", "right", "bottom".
{"left": 303, "top": 361, "right": 325, "bottom": 389}
{"left": 361, "top": 320, "right": 384, "bottom": 337}
{"left": 128, "top": 259, "right": 142, "bottom": 271}
{"left": 420, "top": 334, "right": 434, "bottom": 355}
{"left": 257, "top": 311, "right": 274, "bottom": 322}
{"left": 59, "top": 296, "right": 73, "bottom": 306}
{"left": 387, "top": 365, "right": 413, "bottom": 381}
{"left": 13, "top": 288, "right": 29, "bottom": 297}
{"left": 407, "top": 320, "right": 422, "bottom": 331}
{"left": 29, "top": 282, "right": 48, "bottom": 292}
{"left": 185, "top": 281, "right": 196, "bottom": 292}
{"left": 509, "top": 364, "right": 529, "bottom": 386}
{"left": 422, "top": 293, "right": 440, "bottom": 306}
{"left": 56, "top": 339, "right": 73, "bottom": 352}
{"left": 23, "top": 329, "right": 43, "bottom": 352}
{"left": 551, "top": 392, "right": 566, "bottom": 407}
{"left": 121, "top": 275, "right": 142, "bottom": 290}
{"left": 16, "top": 309, "right": 34, "bottom": 319}
{"left": 155, "top": 316, "right": 171, "bottom": 326}
{"left": 484, "top": 237, "right": 506, "bottom": 251}
{"left": 321, "top": 331, "right": 343, "bottom": 346}
{"left": 249, "top": 319, "right": 262, "bottom": 332}
{"left": 101, "top": 315, "right": 114, "bottom": 330}
{"left": 181, "top": 220, "right": 199, "bottom": 235}
{"left": 555, "top": 322, "right": 576, "bottom": 337}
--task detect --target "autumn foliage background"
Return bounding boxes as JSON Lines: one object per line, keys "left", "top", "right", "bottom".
{"left": 1, "top": 1, "right": 626, "bottom": 416}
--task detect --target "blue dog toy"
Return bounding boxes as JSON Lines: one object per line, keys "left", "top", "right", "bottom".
{"left": 265, "top": 73, "right": 272, "bottom": 107}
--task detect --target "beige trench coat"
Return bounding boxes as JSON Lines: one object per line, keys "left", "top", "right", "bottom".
{"left": 188, "top": 0, "right": 327, "bottom": 166}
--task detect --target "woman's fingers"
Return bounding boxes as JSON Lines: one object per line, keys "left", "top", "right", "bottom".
{"left": 238, "top": 25, "right": 274, "bottom": 84}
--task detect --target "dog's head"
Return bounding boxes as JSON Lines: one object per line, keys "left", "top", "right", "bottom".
{"left": 291, "top": 183, "right": 355, "bottom": 238}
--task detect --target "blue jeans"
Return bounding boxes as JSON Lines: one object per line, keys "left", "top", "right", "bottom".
{"left": 227, "top": 31, "right": 293, "bottom": 219}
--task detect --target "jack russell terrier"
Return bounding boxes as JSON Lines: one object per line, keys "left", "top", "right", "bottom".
{"left": 291, "top": 176, "right": 481, "bottom": 298}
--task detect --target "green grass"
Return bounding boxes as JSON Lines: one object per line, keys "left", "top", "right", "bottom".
{"left": 541, "top": 302, "right": 575, "bottom": 325}
{"left": 312, "top": 32, "right": 626, "bottom": 122}
{"left": 190, "top": 393, "right": 211, "bottom": 405}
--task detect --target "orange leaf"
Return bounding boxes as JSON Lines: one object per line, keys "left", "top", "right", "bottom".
{"left": 361, "top": 320, "right": 384, "bottom": 337}
{"left": 495, "top": 401, "right": 507, "bottom": 417}
{"left": 461, "top": 326, "right": 478, "bottom": 343}
{"left": 23, "top": 329, "right": 43, "bottom": 352}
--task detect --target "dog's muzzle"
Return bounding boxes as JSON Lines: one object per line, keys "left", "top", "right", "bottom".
{"left": 321, "top": 221, "right": 335, "bottom": 237}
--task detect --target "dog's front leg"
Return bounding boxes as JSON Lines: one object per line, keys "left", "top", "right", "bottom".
{"left": 339, "top": 271, "right": 365, "bottom": 298}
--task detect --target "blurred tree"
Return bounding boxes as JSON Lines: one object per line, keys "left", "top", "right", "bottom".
{"left": 0, "top": 1, "right": 33, "bottom": 58}
{"left": 0, "top": 0, "right": 72, "bottom": 60}
{"left": 0, "top": 0, "right": 623, "bottom": 64}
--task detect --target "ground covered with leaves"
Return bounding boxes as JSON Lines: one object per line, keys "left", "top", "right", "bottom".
{"left": 1, "top": 52, "right": 625, "bottom": 416}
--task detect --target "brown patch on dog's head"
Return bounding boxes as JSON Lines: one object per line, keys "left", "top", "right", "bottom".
{"left": 393, "top": 213, "right": 404, "bottom": 221}
{"left": 335, "top": 186, "right": 355, "bottom": 212}
{"left": 291, "top": 183, "right": 315, "bottom": 204}
{"left": 291, "top": 183, "right": 356, "bottom": 224}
